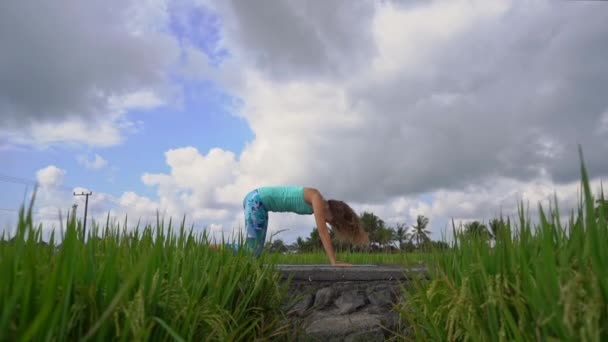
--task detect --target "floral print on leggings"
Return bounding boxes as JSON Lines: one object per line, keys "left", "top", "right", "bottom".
{"left": 243, "top": 189, "right": 268, "bottom": 257}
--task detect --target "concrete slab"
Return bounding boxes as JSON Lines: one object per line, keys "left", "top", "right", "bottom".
{"left": 275, "top": 264, "right": 427, "bottom": 281}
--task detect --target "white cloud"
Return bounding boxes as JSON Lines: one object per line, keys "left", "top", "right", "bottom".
{"left": 112, "top": 0, "right": 608, "bottom": 244}
{"left": 77, "top": 154, "right": 109, "bottom": 170}
{"left": 180, "top": 45, "right": 213, "bottom": 80}
{"left": 36, "top": 166, "right": 66, "bottom": 189}
{"left": 198, "top": 0, "right": 608, "bottom": 206}
{"left": 371, "top": 0, "right": 510, "bottom": 76}
{"left": 4, "top": 89, "right": 168, "bottom": 148}
{"left": 142, "top": 147, "right": 238, "bottom": 217}
{"left": 6, "top": 119, "right": 122, "bottom": 148}
{"left": 115, "top": 191, "right": 162, "bottom": 226}
{"left": 125, "top": 0, "right": 171, "bottom": 35}
{"left": 0, "top": 1, "right": 181, "bottom": 148}
{"left": 6, "top": 1, "right": 608, "bottom": 247}
{"left": 597, "top": 108, "right": 608, "bottom": 135}
{"left": 108, "top": 90, "right": 165, "bottom": 112}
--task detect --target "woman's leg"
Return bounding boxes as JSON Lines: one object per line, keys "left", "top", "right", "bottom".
{"left": 243, "top": 189, "right": 268, "bottom": 257}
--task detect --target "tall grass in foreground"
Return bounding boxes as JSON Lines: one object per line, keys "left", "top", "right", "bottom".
{"left": 0, "top": 202, "right": 289, "bottom": 341}
{"left": 400, "top": 152, "right": 608, "bottom": 341}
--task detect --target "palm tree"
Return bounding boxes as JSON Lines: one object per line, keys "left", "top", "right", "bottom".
{"left": 464, "top": 221, "right": 490, "bottom": 240}
{"left": 378, "top": 226, "right": 394, "bottom": 250}
{"left": 595, "top": 192, "right": 608, "bottom": 219}
{"left": 267, "top": 239, "right": 288, "bottom": 253}
{"left": 296, "top": 237, "right": 306, "bottom": 252}
{"left": 302, "top": 227, "right": 324, "bottom": 251}
{"left": 409, "top": 215, "right": 431, "bottom": 247}
{"left": 393, "top": 222, "right": 409, "bottom": 249}
{"left": 488, "top": 218, "right": 501, "bottom": 241}
{"left": 488, "top": 217, "right": 510, "bottom": 241}
{"left": 360, "top": 211, "right": 385, "bottom": 246}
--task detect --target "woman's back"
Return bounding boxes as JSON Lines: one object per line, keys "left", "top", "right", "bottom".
{"left": 257, "top": 186, "right": 314, "bottom": 214}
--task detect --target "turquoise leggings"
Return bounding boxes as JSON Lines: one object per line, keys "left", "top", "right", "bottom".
{"left": 242, "top": 189, "right": 268, "bottom": 257}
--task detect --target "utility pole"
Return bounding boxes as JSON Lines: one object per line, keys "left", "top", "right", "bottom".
{"left": 74, "top": 191, "right": 92, "bottom": 239}
{"left": 71, "top": 204, "right": 78, "bottom": 222}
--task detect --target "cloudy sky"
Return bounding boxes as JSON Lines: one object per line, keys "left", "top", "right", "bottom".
{"left": 2, "top": 0, "right": 608, "bottom": 243}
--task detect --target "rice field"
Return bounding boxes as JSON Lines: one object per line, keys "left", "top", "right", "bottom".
{"left": 1, "top": 152, "right": 607, "bottom": 341}
{"left": 0, "top": 204, "right": 290, "bottom": 341}
{"left": 399, "top": 152, "right": 608, "bottom": 341}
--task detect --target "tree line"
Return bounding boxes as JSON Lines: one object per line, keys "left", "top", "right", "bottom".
{"left": 265, "top": 197, "right": 608, "bottom": 254}
{"left": 265, "top": 211, "right": 448, "bottom": 254}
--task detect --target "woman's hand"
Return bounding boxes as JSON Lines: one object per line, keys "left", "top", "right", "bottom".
{"left": 332, "top": 261, "right": 352, "bottom": 267}
{"left": 304, "top": 188, "right": 352, "bottom": 268}
{"left": 307, "top": 189, "right": 340, "bottom": 265}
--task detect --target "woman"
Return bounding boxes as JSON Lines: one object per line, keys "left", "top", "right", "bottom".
{"left": 243, "top": 186, "right": 369, "bottom": 265}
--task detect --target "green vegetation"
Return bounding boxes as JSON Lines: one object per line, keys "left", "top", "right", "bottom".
{"left": 0, "top": 200, "right": 289, "bottom": 341}
{"left": 3, "top": 150, "right": 607, "bottom": 341}
{"left": 268, "top": 250, "right": 430, "bottom": 266}
{"left": 400, "top": 150, "right": 608, "bottom": 341}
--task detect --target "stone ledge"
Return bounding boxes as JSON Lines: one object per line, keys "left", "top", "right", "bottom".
{"left": 276, "top": 264, "right": 428, "bottom": 281}
{"left": 277, "top": 264, "right": 427, "bottom": 341}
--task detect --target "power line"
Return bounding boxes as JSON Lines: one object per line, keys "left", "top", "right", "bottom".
{"left": 0, "top": 173, "right": 79, "bottom": 192}
{"left": 0, "top": 174, "right": 37, "bottom": 185}
{"left": 0, "top": 207, "right": 65, "bottom": 217}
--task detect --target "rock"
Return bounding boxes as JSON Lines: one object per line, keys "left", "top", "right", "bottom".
{"left": 367, "top": 286, "right": 394, "bottom": 308}
{"left": 364, "top": 305, "right": 384, "bottom": 315}
{"left": 358, "top": 306, "right": 400, "bottom": 331}
{"left": 313, "top": 287, "right": 335, "bottom": 308}
{"left": 288, "top": 293, "right": 313, "bottom": 317}
{"left": 304, "top": 312, "right": 382, "bottom": 341}
{"left": 379, "top": 311, "right": 400, "bottom": 333}
{"left": 335, "top": 290, "right": 366, "bottom": 315}
{"left": 345, "top": 328, "right": 385, "bottom": 342}
{"left": 276, "top": 265, "right": 428, "bottom": 340}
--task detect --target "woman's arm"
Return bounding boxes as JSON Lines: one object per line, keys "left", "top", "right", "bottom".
{"left": 305, "top": 188, "right": 351, "bottom": 266}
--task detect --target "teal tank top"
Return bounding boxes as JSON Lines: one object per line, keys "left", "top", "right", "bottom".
{"left": 257, "top": 186, "right": 314, "bottom": 215}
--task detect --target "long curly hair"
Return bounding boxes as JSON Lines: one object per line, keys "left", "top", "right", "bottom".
{"left": 327, "top": 200, "right": 369, "bottom": 246}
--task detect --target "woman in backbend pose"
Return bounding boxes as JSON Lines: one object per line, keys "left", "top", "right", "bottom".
{"left": 242, "top": 186, "right": 369, "bottom": 266}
